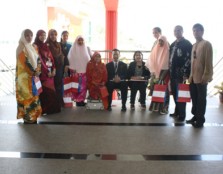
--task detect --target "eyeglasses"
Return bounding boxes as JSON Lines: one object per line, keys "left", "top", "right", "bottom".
{"left": 193, "top": 51, "right": 196, "bottom": 59}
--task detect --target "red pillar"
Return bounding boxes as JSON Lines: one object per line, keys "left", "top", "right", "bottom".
{"left": 104, "top": 0, "right": 118, "bottom": 62}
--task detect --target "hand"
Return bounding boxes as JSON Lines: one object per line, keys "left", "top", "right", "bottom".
{"left": 183, "top": 76, "right": 188, "bottom": 83}
{"left": 114, "top": 75, "right": 121, "bottom": 83}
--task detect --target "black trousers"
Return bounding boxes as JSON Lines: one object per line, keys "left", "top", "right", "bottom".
{"left": 170, "top": 79, "right": 186, "bottom": 119}
{"left": 130, "top": 82, "right": 147, "bottom": 105}
{"left": 107, "top": 81, "right": 128, "bottom": 107}
{"left": 189, "top": 82, "right": 207, "bottom": 124}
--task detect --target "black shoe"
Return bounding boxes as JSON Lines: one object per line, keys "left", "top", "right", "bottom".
{"left": 76, "top": 102, "right": 81, "bottom": 107}
{"left": 177, "top": 117, "right": 185, "bottom": 122}
{"left": 170, "top": 113, "right": 178, "bottom": 117}
{"left": 121, "top": 105, "right": 127, "bottom": 112}
{"left": 24, "top": 121, "right": 37, "bottom": 124}
{"left": 107, "top": 107, "right": 112, "bottom": 111}
{"left": 130, "top": 104, "right": 135, "bottom": 110}
{"left": 192, "top": 122, "right": 204, "bottom": 128}
{"left": 186, "top": 118, "right": 196, "bottom": 124}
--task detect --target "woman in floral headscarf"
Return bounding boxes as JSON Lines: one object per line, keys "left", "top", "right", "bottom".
{"left": 146, "top": 35, "right": 170, "bottom": 114}
{"left": 86, "top": 52, "right": 108, "bottom": 109}
{"left": 68, "top": 35, "right": 92, "bottom": 106}
{"left": 34, "top": 29, "right": 61, "bottom": 114}
{"left": 16, "top": 29, "right": 42, "bottom": 123}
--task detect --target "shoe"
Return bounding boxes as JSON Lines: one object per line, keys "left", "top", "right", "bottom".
{"left": 186, "top": 118, "right": 196, "bottom": 124}
{"left": 176, "top": 117, "right": 185, "bottom": 122}
{"left": 121, "top": 105, "right": 127, "bottom": 112}
{"left": 160, "top": 110, "right": 168, "bottom": 115}
{"left": 170, "top": 113, "right": 178, "bottom": 117}
{"left": 130, "top": 104, "right": 135, "bottom": 110}
{"left": 24, "top": 120, "right": 37, "bottom": 124}
{"left": 76, "top": 102, "right": 81, "bottom": 107}
{"left": 192, "top": 122, "right": 204, "bottom": 128}
{"left": 107, "top": 107, "right": 112, "bottom": 111}
{"left": 141, "top": 104, "right": 146, "bottom": 110}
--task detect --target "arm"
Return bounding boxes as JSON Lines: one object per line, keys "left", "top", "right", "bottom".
{"left": 201, "top": 41, "right": 213, "bottom": 83}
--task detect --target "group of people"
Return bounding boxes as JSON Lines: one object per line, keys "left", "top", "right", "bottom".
{"left": 15, "top": 23, "right": 213, "bottom": 128}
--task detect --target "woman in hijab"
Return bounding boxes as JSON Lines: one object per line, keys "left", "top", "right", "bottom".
{"left": 146, "top": 35, "right": 170, "bottom": 114}
{"left": 46, "top": 29, "right": 65, "bottom": 108}
{"left": 16, "top": 29, "right": 42, "bottom": 124}
{"left": 60, "top": 30, "right": 71, "bottom": 76}
{"left": 86, "top": 52, "right": 108, "bottom": 109}
{"left": 33, "top": 30, "right": 61, "bottom": 114}
{"left": 68, "top": 35, "right": 92, "bottom": 106}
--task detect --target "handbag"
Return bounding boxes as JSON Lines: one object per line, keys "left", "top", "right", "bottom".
{"left": 70, "top": 74, "right": 79, "bottom": 93}
{"left": 177, "top": 83, "right": 191, "bottom": 102}
{"left": 63, "top": 93, "right": 73, "bottom": 108}
{"left": 151, "top": 84, "right": 167, "bottom": 103}
{"left": 63, "top": 77, "right": 71, "bottom": 95}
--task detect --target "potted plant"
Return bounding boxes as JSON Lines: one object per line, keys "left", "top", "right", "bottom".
{"left": 214, "top": 82, "right": 223, "bottom": 103}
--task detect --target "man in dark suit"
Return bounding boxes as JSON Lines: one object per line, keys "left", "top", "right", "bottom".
{"left": 106, "top": 48, "right": 128, "bottom": 111}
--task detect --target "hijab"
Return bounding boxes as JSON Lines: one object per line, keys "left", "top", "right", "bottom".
{"left": 16, "top": 29, "right": 38, "bottom": 69}
{"left": 68, "top": 35, "right": 91, "bottom": 73}
{"left": 146, "top": 35, "right": 169, "bottom": 78}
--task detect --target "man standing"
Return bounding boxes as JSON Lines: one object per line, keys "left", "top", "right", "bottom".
{"left": 169, "top": 25, "right": 192, "bottom": 121}
{"left": 186, "top": 23, "right": 213, "bottom": 128}
{"left": 106, "top": 48, "right": 128, "bottom": 111}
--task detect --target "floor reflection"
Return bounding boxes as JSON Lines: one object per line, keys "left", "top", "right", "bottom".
{"left": 0, "top": 152, "right": 223, "bottom": 161}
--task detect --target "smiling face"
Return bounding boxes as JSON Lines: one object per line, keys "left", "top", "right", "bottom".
{"left": 158, "top": 39, "right": 164, "bottom": 47}
{"left": 95, "top": 54, "right": 101, "bottom": 63}
{"left": 62, "top": 32, "right": 68, "bottom": 42}
{"left": 112, "top": 50, "right": 120, "bottom": 62}
{"left": 77, "top": 37, "right": 84, "bottom": 46}
{"left": 24, "top": 29, "right": 33, "bottom": 43}
{"left": 39, "top": 32, "right": 46, "bottom": 42}
{"left": 174, "top": 26, "right": 183, "bottom": 39}
{"left": 134, "top": 52, "right": 142, "bottom": 63}
{"left": 49, "top": 31, "right": 57, "bottom": 42}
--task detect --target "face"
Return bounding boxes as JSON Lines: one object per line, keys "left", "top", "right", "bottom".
{"left": 95, "top": 54, "right": 101, "bottom": 63}
{"left": 134, "top": 52, "right": 142, "bottom": 62}
{"left": 174, "top": 26, "right": 183, "bottom": 39}
{"left": 112, "top": 50, "right": 120, "bottom": 62}
{"left": 153, "top": 29, "right": 160, "bottom": 39}
{"left": 62, "top": 33, "right": 68, "bottom": 42}
{"left": 24, "top": 31, "right": 33, "bottom": 43}
{"left": 193, "top": 27, "right": 204, "bottom": 40}
{"left": 77, "top": 37, "right": 84, "bottom": 45}
{"left": 158, "top": 39, "right": 164, "bottom": 47}
{"left": 39, "top": 32, "right": 46, "bottom": 42}
{"left": 49, "top": 31, "right": 57, "bottom": 41}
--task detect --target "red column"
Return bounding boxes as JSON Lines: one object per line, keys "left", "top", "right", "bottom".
{"left": 104, "top": 0, "right": 118, "bottom": 62}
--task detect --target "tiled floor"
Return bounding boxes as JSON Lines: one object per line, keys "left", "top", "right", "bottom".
{"left": 0, "top": 95, "right": 223, "bottom": 174}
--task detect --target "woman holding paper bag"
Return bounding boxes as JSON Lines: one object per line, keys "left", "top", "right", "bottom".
{"left": 127, "top": 51, "right": 150, "bottom": 110}
{"left": 146, "top": 35, "right": 170, "bottom": 114}
{"left": 86, "top": 52, "right": 108, "bottom": 109}
{"left": 16, "top": 29, "right": 42, "bottom": 124}
{"left": 68, "top": 35, "right": 92, "bottom": 106}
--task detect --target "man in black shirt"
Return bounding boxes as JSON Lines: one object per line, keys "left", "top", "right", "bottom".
{"left": 169, "top": 25, "right": 192, "bottom": 121}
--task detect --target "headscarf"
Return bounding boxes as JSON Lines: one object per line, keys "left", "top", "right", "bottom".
{"left": 91, "top": 51, "right": 101, "bottom": 63}
{"left": 68, "top": 35, "right": 91, "bottom": 73}
{"left": 16, "top": 29, "right": 38, "bottom": 69}
{"left": 46, "top": 29, "right": 63, "bottom": 58}
{"left": 146, "top": 35, "right": 169, "bottom": 78}
{"left": 34, "top": 30, "right": 54, "bottom": 60}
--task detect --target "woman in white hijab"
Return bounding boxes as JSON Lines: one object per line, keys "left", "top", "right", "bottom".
{"left": 16, "top": 29, "right": 42, "bottom": 124}
{"left": 68, "top": 35, "right": 92, "bottom": 106}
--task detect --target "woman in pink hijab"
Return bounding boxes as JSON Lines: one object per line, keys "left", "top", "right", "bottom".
{"left": 146, "top": 35, "right": 170, "bottom": 114}
{"left": 68, "top": 35, "right": 92, "bottom": 106}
